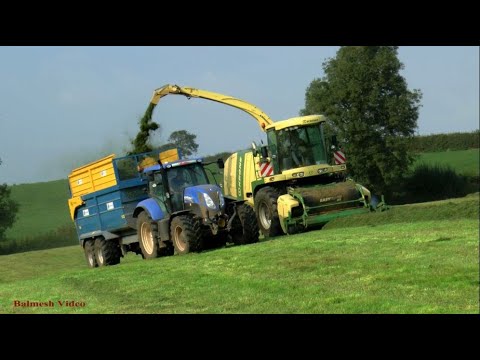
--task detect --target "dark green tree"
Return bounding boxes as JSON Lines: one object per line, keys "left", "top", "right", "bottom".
{"left": 301, "top": 46, "right": 422, "bottom": 195}
{"left": 0, "top": 158, "right": 19, "bottom": 242}
{"left": 168, "top": 130, "right": 199, "bottom": 157}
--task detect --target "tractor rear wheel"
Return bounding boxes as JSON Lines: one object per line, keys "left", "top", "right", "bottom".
{"left": 254, "top": 187, "right": 282, "bottom": 237}
{"left": 137, "top": 211, "right": 160, "bottom": 259}
{"left": 171, "top": 215, "right": 202, "bottom": 255}
{"left": 94, "top": 237, "right": 121, "bottom": 266}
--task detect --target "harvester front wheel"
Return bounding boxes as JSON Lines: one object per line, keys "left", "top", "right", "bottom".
{"left": 231, "top": 204, "right": 259, "bottom": 245}
{"left": 94, "top": 237, "right": 121, "bottom": 266}
{"left": 171, "top": 215, "right": 202, "bottom": 255}
{"left": 137, "top": 211, "right": 160, "bottom": 259}
{"left": 254, "top": 187, "right": 282, "bottom": 237}
{"left": 84, "top": 240, "right": 98, "bottom": 268}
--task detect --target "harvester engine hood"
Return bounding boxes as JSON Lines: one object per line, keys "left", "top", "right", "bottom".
{"left": 183, "top": 184, "right": 226, "bottom": 218}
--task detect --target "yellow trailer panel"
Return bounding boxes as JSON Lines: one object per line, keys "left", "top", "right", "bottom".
{"left": 68, "top": 154, "right": 117, "bottom": 197}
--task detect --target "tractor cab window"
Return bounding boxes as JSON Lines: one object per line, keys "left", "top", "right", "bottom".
{"left": 167, "top": 164, "right": 208, "bottom": 191}
{"left": 150, "top": 172, "right": 166, "bottom": 200}
{"left": 167, "top": 164, "right": 209, "bottom": 212}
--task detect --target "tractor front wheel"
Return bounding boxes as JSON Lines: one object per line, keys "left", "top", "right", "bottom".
{"left": 171, "top": 215, "right": 202, "bottom": 255}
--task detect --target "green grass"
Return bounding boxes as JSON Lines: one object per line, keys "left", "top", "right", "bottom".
{"left": 414, "top": 149, "right": 479, "bottom": 177}
{"left": 323, "top": 193, "right": 479, "bottom": 230}
{"left": 6, "top": 179, "right": 72, "bottom": 240}
{"left": 1, "top": 195, "right": 477, "bottom": 314}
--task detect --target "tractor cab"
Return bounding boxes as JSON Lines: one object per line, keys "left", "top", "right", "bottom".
{"left": 144, "top": 159, "right": 225, "bottom": 216}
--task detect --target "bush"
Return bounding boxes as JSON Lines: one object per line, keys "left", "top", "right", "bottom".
{"left": 410, "top": 130, "right": 479, "bottom": 153}
{"left": 0, "top": 223, "right": 77, "bottom": 255}
{"left": 401, "top": 163, "right": 471, "bottom": 204}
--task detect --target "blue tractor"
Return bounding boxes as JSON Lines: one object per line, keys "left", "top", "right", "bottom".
{"left": 68, "top": 150, "right": 259, "bottom": 268}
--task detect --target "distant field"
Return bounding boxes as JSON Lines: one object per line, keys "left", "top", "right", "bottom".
{"left": 413, "top": 149, "right": 479, "bottom": 177}
{"left": 1, "top": 194, "right": 477, "bottom": 314}
{"left": 6, "top": 179, "right": 72, "bottom": 240}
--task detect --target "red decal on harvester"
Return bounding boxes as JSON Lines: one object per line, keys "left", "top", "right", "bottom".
{"left": 259, "top": 162, "right": 274, "bottom": 177}
{"left": 334, "top": 150, "right": 346, "bottom": 164}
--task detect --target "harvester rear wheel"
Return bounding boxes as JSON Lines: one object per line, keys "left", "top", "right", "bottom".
{"left": 171, "top": 215, "right": 202, "bottom": 255}
{"left": 137, "top": 211, "right": 160, "bottom": 259}
{"left": 94, "top": 237, "right": 121, "bottom": 266}
{"left": 84, "top": 240, "right": 98, "bottom": 268}
{"left": 231, "top": 204, "right": 259, "bottom": 245}
{"left": 254, "top": 187, "right": 282, "bottom": 237}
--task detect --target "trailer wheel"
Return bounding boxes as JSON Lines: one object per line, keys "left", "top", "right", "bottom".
{"left": 171, "top": 215, "right": 202, "bottom": 255}
{"left": 94, "top": 237, "right": 121, "bottom": 266}
{"left": 137, "top": 211, "right": 160, "bottom": 259}
{"left": 231, "top": 204, "right": 259, "bottom": 245}
{"left": 84, "top": 240, "right": 98, "bottom": 268}
{"left": 254, "top": 187, "right": 282, "bottom": 237}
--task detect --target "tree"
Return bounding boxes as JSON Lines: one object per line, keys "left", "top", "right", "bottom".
{"left": 0, "top": 158, "right": 19, "bottom": 242}
{"left": 168, "top": 130, "right": 199, "bottom": 157}
{"left": 301, "top": 46, "right": 422, "bottom": 195}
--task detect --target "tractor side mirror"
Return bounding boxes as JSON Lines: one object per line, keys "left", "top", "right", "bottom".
{"left": 217, "top": 158, "right": 225, "bottom": 169}
{"left": 331, "top": 135, "right": 338, "bottom": 149}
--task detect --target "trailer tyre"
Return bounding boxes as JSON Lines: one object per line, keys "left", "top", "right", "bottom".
{"left": 254, "top": 187, "right": 282, "bottom": 237}
{"left": 84, "top": 240, "right": 98, "bottom": 268}
{"left": 231, "top": 204, "right": 259, "bottom": 245}
{"left": 137, "top": 211, "right": 160, "bottom": 259}
{"left": 171, "top": 215, "right": 202, "bottom": 255}
{"left": 94, "top": 237, "right": 121, "bottom": 266}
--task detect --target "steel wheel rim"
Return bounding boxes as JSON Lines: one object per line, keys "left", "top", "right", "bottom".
{"left": 258, "top": 202, "right": 271, "bottom": 229}
{"left": 141, "top": 222, "right": 154, "bottom": 254}
{"left": 174, "top": 226, "right": 186, "bottom": 252}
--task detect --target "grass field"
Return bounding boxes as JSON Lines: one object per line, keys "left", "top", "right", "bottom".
{"left": 1, "top": 194, "right": 477, "bottom": 314}
{"left": 6, "top": 179, "right": 72, "bottom": 240}
{"left": 414, "top": 149, "right": 479, "bottom": 177}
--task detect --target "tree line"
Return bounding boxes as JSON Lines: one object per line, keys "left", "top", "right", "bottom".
{"left": 408, "top": 131, "right": 479, "bottom": 153}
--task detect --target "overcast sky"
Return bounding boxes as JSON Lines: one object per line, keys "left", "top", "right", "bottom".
{"left": 0, "top": 46, "right": 478, "bottom": 185}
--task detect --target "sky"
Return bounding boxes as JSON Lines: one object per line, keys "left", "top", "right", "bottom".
{"left": 0, "top": 46, "right": 478, "bottom": 185}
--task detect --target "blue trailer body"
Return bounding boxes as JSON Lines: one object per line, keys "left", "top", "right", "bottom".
{"left": 69, "top": 151, "right": 170, "bottom": 243}
{"left": 74, "top": 177, "right": 149, "bottom": 242}
{"left": 70, "top": 150, "right": 187, "bottom": 243}
{"left": 68, "top": 149, "right": 259, "bottom": 268}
